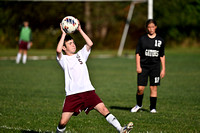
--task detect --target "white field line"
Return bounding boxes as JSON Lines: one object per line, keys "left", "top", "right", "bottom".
{"left": 0, "top": 125, "right": 53, "bottom": 132}
{"left": 0, "top": 125, "right": 22, "bottom": 131}
{"left": 0, "top": 56, "right": 55, "bottom": 61}
{"left": 0, "top": 125, "right": 72, "bottom": 133}
{"left": 0, "top": 54, "right": 134, "bottom": 61}
{"left": 1, "top": 125, "right": 166, "bottom": 133}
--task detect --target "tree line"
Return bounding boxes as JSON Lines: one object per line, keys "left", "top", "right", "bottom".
{"left": 0, "top": 0, "right": 199, "bottom": 50}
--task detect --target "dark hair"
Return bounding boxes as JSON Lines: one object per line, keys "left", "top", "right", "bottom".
{"left": 64, "top": 35, "right": 73, "bottom": 44}
{"left": 145, "top": 19, "right": 157, "bottom": 28}
{"left": 57, "top": 34, "right": 73, "bottom": 46}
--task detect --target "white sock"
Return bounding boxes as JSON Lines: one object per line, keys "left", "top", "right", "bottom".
{"left": 22, "top": 54, "right": 27, "bottom": 64}
{"left": 105, "top": 113, "right": 122, "bottom": 132}
{"left": 56, "top": 126, "right": 66, "bottom": 133}
{"left": 16, "top": 53, "right": 21, "bottom": 64}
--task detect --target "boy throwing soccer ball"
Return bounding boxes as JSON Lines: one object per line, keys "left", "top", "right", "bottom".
{"left": 56, "top": 19, "right": 133, "bottom": 133}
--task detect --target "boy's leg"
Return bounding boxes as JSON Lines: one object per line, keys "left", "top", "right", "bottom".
{"left": 22, "top": 50, "right": 27, "bottom": 64}
{"left": 94, "top": 103, "right": 122, "bottom": 132}
{"left": 131, "top": 67, "right": 148, "bottom": 112}
{"left": 16, "top": 50, "right": 22, "bottom": 64}
{"left": 56, "top": 112, "right": 73, "bottom": 133}
{"left": 131, "top": 86, "right": 145, "bottom": 112}
{"left": 136, "top": 86, "right": 145, "bottom": 107}
{"left": 149, "top": 65, "right": 160, "bottom": 112}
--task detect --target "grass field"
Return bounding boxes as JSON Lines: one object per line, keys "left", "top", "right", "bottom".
{"left": 0, "top": 48, "right": 200, "bottom": 133}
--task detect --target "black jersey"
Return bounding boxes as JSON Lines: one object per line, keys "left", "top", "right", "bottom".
{"left": 136, "top": 34, "right": 165, "bottom": 66}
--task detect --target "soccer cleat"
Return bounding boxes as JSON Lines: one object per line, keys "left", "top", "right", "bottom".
{"left": 120, "top": 122, "right": 134, "bottom": 133}
{"left": 130, "top": 105, "right": 142, "bottom": 112}
{"left": 150, "top": 109, "right": 157, "bottom": 113}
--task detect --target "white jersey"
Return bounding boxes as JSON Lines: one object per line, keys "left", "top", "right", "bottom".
{"left": 57, "top": 45, "right": 95, "bottom": 96}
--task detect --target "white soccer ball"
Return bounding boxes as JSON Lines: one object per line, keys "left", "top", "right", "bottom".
{"left": 61, "top": 16, "right": 79, "bottom": 34}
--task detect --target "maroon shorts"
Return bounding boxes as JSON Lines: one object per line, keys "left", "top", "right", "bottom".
{"left": 19, "top": 40, "right": 28, "bottom": 50}
{"left": 62, "top": 90, "right": 103, "bottom": 116}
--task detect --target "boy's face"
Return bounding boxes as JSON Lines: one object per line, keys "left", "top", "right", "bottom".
{"left": 24, "top": 21, "right": 29, "bottom": 27}
{"left": 63, "top": 39, "right": 76, "bottom": 55}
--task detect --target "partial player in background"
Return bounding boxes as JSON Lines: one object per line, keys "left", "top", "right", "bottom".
{"left": 131, "top": 19, "right": 165, "bottom": 113}
{"left": 16, "top": 21, "right": 32, "bottom": 64}
{"left": 56, "top": 17, "right": 133, "bottom": 133}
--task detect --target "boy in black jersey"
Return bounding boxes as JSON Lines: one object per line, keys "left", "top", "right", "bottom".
{"left": 131, "top": 19, "right": 165, "bottom": 113}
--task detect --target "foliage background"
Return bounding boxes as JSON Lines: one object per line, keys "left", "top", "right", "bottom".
{"left": 0, "top": 0, "right": 200, "bottom": 50}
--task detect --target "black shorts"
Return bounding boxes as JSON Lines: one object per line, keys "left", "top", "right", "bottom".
{"left": 137, "top": 64, "right": 160, "bottom": 86}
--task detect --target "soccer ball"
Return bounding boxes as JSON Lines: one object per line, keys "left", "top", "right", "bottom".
{"left": 61, "top": 16, "right": 79, "bottom": 34}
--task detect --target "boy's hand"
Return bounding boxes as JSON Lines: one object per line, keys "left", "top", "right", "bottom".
{"left": 160, "top": 69, "right": 165, "bottom": 79}
{"left": 136, "top": 66, "right": 142, "bottom": 73}
{"left": 60, "top": 23, "right": 67, "bottom": 35}
{"left": 77, "top": 19, "right": 81, "bottom": 31}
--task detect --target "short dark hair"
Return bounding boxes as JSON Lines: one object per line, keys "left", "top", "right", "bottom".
{"left": 146, "top": 19, "right": 157, "bottom": 28}
{"left": 57, "top": 34, "right": 73, "bottom": 46}
{"left": 64, "top": 35, "right": 73, "bottom": 44}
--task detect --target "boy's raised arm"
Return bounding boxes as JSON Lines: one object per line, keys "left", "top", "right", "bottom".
{"left": 77, "top": 21, "right": 93, "bottom": 51}
{"left": 57, "top": 24, "right": 66, "bottom": 59}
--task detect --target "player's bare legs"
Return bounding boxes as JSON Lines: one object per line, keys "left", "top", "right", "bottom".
{"left": 56, "top": 112, "right": 73, "bottom": 133}
{"left": 150, "top": 86, "right": 157, "bottom": 97}
{"left": 137, "top": 86, "right": 145, "bottom": 95}
{"left": 18, "top": 49, "right": 23, "bottom": 54}
{"left": 94, "top": 102, "right": 109, "bottom": 116}
{"left": 23, "top": 50, "right": 27, "bottom": 55}
{"left": 60, "top": 112, "right": 73, "bottom": 125}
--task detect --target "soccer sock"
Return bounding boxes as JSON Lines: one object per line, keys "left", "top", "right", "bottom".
{"left": 22, "top": 54, "right": 27, "bottom": 64}
{"left": 150, "top": 97, "right": 157, "bottom": 110}
{"left": 105, "top": 113, "right": 122, "bottom": 132}
{"left": 16, "top": 53, "right": 22, "bottom": 64}
{"left": 136, "top": 94, "right": 144, "bottom": 107}
{"left": 56, "top": 124, "right": 66, "bottom": 133}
